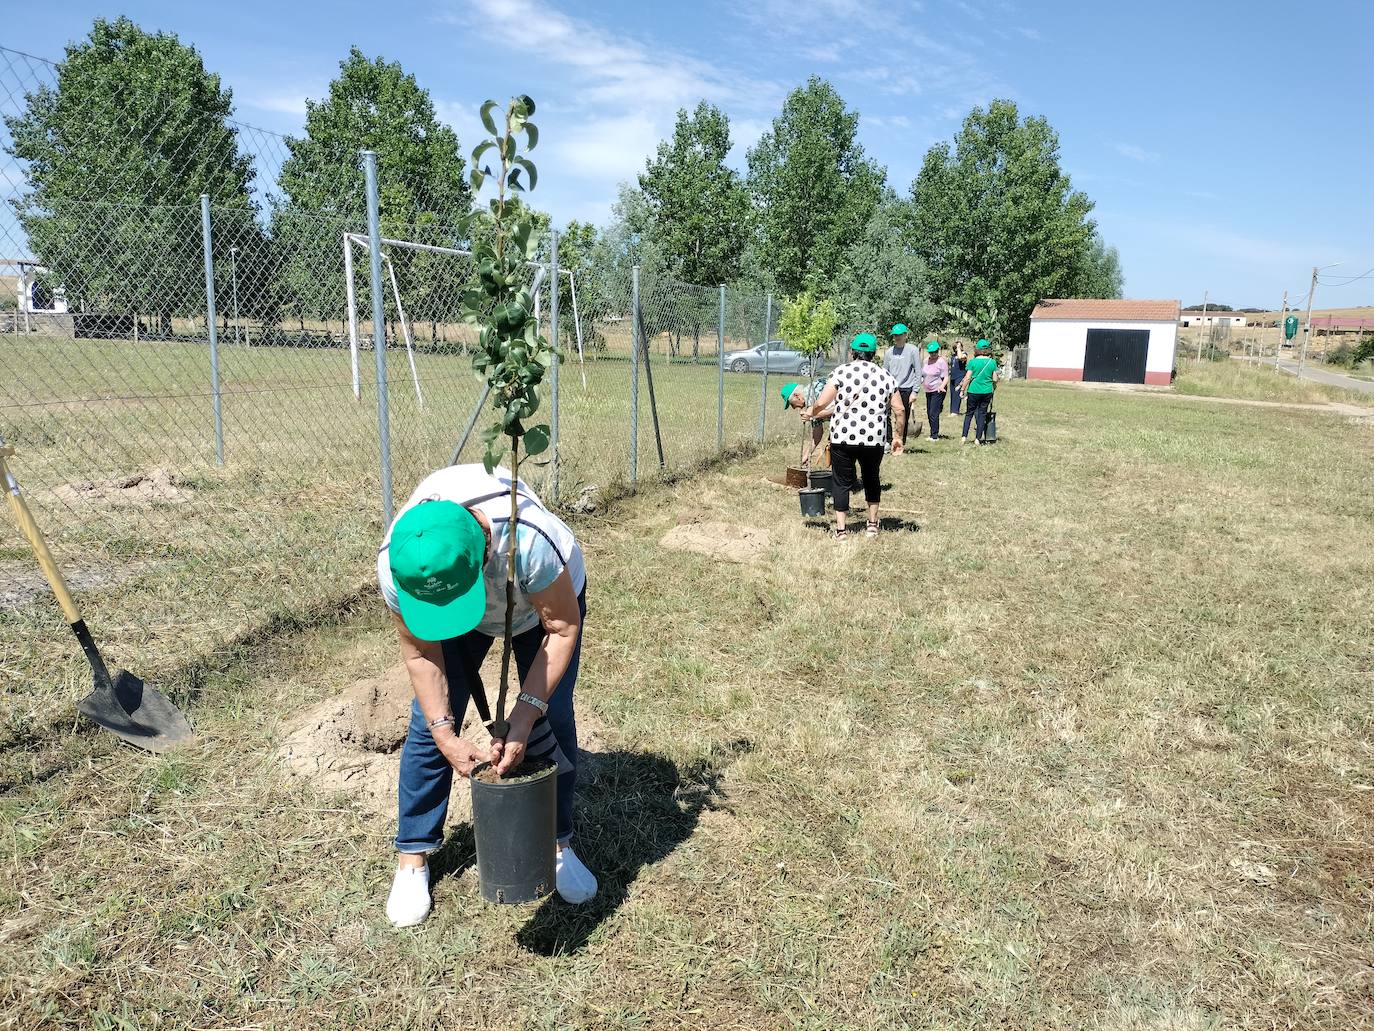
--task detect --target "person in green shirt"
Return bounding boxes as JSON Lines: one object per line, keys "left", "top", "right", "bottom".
{"left": 959, "top": 339, "right": 1000, "bottom": 445}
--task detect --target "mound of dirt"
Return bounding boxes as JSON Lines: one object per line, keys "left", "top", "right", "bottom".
{"left": 279, "top": 654, "right": 608, "bottom": 819}
{"left": 660, "top": 521, "right": 771, "bottom": 565}
{"left": 279, "top": 663, "right": 457, "bottom": 818}
{"left": 54, "top": 468, "right": 188, "bottom": 506}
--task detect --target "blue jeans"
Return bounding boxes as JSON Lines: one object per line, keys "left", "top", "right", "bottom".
{"left": 394, "top": 588, "right": 586, "bottom": 853}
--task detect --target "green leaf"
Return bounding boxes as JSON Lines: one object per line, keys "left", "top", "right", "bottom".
{"left": 523, "top": 424, "right": 550, "bottom": 457}
{"left": 513, "top": 157, "right": 538, "bottom": 192}
{"left": 480, "top": 100, "right": 500, "bottom": 137}
{"left": 508, "top": 168, "right": 524, "bottom": 192}
{"left": 470, "top": 169, "right": 485, "bottom": 192}
{"left": 517, "top": 95, "right": 536, "bottom": 116}
{"left": 522, "top": 122, "right": 539, "bottom": 151}
{"left": 471, "top": 139, "right": 497, "bottom": 164}
{"left": 503, "top": 135, "right": 517, "bottom": 162}
{"left": 482, "top": 443, "right": 505, "bottom": 475}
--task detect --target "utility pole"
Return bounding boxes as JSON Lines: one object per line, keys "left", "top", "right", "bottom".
{"left": 1274, "top": 289, "right": 1286, "bottom": 371}
{"left": 1298, "top": 266, "right": 1318, "bottom": 377}
{"left": 1195, "top": 290, "right": 1208, "bottom": 361}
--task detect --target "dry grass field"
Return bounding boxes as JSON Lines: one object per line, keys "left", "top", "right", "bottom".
{"left": 1, "top": 360, "right": 1371, "bottom": 1029}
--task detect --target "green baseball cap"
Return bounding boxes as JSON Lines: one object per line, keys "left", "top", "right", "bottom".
{"left": 976, "top": 338, "right": 990, "bottom": 349}
{"left": 926, "top": 340, "right": 940, "bottom": 353}
{"left": 890, "top": 324, "right": 909, "bottom": 336}
{"left": 780, "top": 382, "right": 801, "bottom": 409}
{"left": 851, "top": 332, "right": 878, "bottom": 352}
{"left": 388, "top": 500, "right": 488, "bottom": 641}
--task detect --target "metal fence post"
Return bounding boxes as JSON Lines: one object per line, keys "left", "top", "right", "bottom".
{"left": 630, "top": 265, "right": 640, "bottom": 490}
{"left": 717, "top": 284, "right": 726, "bottom": 453}
{"left": 343, "top": 234, "right": 361, "bottom": 400}
{"left": 198, "top": 194, "right": 224, "bottom": 466}
{"left": 363, "top": 150, "right": 393, "bottom": 525}
{"left": 758, "top": 291, "right": 773, "bottom": 442}
{"left": 549, "top": 229, "right": 560, "bottom": 503}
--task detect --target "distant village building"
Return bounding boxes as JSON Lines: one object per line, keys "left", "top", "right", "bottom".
{"left": 1028, "top": 299, "right": 1181, "bottom": 386}
{"left": 1178, "top": 311, "right": 1246, "bottom": 328}
{"left": 1, "top": 258, "right": 71, "bottom": 334}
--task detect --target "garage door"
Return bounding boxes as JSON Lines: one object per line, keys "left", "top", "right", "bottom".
{"left": 1083, "top": 328, "right": 1149, "bottom": 384}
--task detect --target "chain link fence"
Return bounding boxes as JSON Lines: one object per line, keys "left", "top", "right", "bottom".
{"left": 0, "top": 43, "right": 789, "bottom": 704}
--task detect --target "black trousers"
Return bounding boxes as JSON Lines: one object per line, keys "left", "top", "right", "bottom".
{"left": 962, "top": 391, "right": 993, "bottom": 441}
{"left": 925, "top": 390, "right": 945, "bottom": 439}
{"left": 830, "top": 442, "right": 883, "bottom": 513}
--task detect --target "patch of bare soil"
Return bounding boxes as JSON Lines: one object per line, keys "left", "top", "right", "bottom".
{"left": 660, "top": 520, "right": 771, "bottom": 565}
{"left": 53, "top": 467, "right": 190, "bottom": 506}
{"left": 278, "top": 654, "right": 608, "bottom": 819}
{"left": 0, "top": 558, "right": 150, "bottom": 611}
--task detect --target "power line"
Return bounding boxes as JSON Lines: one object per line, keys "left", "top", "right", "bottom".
{"left": 1318, "top": 264, "right": 1374, "bottom": 286}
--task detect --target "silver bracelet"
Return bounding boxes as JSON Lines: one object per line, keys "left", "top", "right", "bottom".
{"left": 517, "top": 691, "right": 549, "bottom": 715}
{"left": 427, "top": 715, "right": 455, "bottom": 731}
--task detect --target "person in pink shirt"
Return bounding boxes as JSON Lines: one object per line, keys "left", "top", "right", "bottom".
{"left": 920, "top": 341, "right": 950, "bottom": 441}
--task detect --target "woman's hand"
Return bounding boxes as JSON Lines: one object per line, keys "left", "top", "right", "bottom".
{"left": 433, "top": 726, "right": 490, "bottom": 776}
{"left": 490, "top": 711, "right": 535, "bottom": 775}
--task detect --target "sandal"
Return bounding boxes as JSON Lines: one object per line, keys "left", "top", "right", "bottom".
{"left": 865, "top": 520, "right": 880, "bottom": 538}
{"left": 834, "top": 526, "right": 849, "bottom": 541}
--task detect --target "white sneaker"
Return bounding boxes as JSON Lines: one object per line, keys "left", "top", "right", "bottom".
{"left": 386, "top": 864, "right": 431, "bottom": 927}
{"left": 556, "top": 845, "right": 598, "bottom": 904}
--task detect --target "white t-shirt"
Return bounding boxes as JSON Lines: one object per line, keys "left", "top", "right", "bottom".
{"left": 377, "top": 465, "right": 587, "bottom": 638}
{"left": 825, "top": 359, "right": 898, "bottom": 446}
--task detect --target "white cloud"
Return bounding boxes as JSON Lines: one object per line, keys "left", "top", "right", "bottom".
{"left": 243, "top": 91, "right": 312, "bottom": 116}
{"left": 552, "top": 112, "right": 661, "bottom": 179}
{"left": 1114, "top": 142, "right": 1160, "bottom": 163}
{"left": 454, "top": 0, "right": 778, "bottom": 111}
{"left": 1017, "top": 26, "right": 1043, "bottom": 41}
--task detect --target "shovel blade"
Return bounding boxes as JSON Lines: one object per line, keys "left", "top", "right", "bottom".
{"left": 76, "top": 669, "right": 194, "bottom": 753}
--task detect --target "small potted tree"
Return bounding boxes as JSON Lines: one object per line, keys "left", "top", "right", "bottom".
{"left": 459, "top": 95, "right": 561, "bottom": 904}
{"left": 778, "top": 289, "right": 837, "bottom": 506}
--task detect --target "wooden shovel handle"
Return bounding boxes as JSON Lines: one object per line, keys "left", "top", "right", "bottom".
{"left": 0, "top": 450, "right": 82, "bottom": 624}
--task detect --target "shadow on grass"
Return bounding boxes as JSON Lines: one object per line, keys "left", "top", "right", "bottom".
{"left": 514, "top": 743, "right": 742, "bottom": 956}
{"left": 877, "top": 516, "right": 921, "bottom": 533}
{"left": 427, "top": 822, "right": 477, "bottom": 887}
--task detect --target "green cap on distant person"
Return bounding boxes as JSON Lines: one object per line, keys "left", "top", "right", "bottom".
{"left": 890, "top": 323, "right": 908, "bottom": 336}
{"left": 976, "top": 338, "right": 990, "bottom": 349}
{"left": 780, "top": 382, "right": 801, "bottom": 409}
{"left": 851, "top": 332, "right": 878, "bottom": 353}
{"left": 927, "top": 340, "right": 940, "bottom": 353}
{"left": 388, "top": 500, "right": 487, "bottom": 642}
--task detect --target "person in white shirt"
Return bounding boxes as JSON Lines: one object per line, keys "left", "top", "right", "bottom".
{"left": 376, "top": 464, "right": 596, "bottom": 926}
{"left": 804, "top": 333, "right": 900, "bottom": 539}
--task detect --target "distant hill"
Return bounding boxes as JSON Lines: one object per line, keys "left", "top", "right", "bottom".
{"left": 1183, "top": 303, "right": 1234, "bottom": 311}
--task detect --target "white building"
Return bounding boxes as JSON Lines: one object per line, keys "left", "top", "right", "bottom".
{"left": 1028, "top": 299, "right": 1181, "bottom": 386}
{"left": 1179, "top": 311, "right": 1245, "bottom": 328}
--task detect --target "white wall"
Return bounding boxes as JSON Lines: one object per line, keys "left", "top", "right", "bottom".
{"left": 1028, "top": 319, "right": 1179, "bottom": 379}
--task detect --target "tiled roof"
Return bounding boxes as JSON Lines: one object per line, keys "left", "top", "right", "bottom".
{"left": 1031, "top": 299, "right": 1181, "bottom": 322}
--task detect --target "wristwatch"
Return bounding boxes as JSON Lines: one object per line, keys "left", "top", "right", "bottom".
{"left": 517, "top": 691, "right": 549, "bottom": 715}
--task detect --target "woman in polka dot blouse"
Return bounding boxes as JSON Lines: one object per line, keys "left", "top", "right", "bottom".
{"left": 802, "top": 332, "right": 899, "bottom": 539}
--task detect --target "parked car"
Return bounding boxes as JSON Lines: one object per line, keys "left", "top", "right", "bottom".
{"left": 723, "top": 339, "right": 831, "bottom": 375}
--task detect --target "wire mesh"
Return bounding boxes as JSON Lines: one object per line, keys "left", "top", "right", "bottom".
{"left": 0, "top": 42, "right": 785, "bottom": 707}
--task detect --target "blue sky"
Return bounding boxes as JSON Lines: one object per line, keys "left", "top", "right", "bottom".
{"left": 13, "top": 0, "right": 1374, "bottom": 307}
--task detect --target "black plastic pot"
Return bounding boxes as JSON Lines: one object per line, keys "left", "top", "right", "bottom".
{"left": 799, "top": 487, "right": 827, "bottom": 517}
{"left": 469, "top": 760, "right": 557, "bottom": 904}
{"left": 806, "top": 468, "right": 832, "bottom": 491}
{"left": 985, "top": 411, "right": 998, "bottom": 443}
